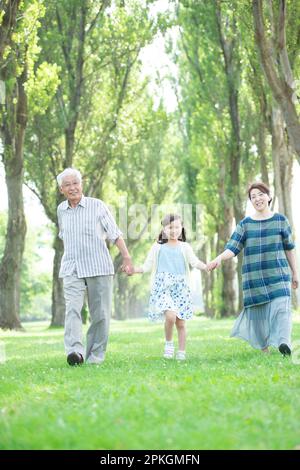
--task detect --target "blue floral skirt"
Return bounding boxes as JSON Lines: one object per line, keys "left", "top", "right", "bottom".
{"left": 148, "top": 272, "right": 193, "bottom": 322}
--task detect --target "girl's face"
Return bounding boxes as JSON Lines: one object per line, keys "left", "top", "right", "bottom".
{"left": 250, "top": 188, "right": 270, "bottom": 212}
{"left": 163, "top": 219, "right": 183, "bottom": 240}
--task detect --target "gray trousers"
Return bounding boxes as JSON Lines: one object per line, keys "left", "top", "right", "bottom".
{"left": 63, "top": 275, "right": 113, "bottom": 360}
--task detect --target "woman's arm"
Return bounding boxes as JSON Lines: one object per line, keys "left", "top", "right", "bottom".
{"left": 285, "top": 249, "right": 299, "bottom": 289}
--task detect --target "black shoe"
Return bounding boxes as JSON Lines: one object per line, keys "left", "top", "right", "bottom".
{"left": 278, "top": 343, "right": 291, "bottom": 356}
{"left": 67, "top": 352, "right": 84, "bottom": 366}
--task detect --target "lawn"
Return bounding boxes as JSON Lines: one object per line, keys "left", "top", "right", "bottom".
{"left": 0, "top": 316, "right": 300, "bottom": 450}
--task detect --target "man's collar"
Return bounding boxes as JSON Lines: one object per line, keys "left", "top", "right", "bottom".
{"left": 62, "top": 195, "right": 86, "bottom": 210}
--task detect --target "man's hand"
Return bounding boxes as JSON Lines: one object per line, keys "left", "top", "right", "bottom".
{"left": 121, "top": 256, "right": 134, "bottom": 275}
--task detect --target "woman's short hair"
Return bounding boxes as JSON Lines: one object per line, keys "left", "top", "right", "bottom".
{"left": 248, "top": 182, "right": 272, "bottom": 206}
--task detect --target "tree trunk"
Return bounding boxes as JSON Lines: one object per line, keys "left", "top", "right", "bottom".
{"left": 199, "top": 241, "right": 215, "bottom": 317}
{"left": 0, "top": 172, "right": 26, "bottom": 329}
{"left": 271, "top": 104, "right": 297, "bottom": 308}
{"left": 50, "top": 231, "right": 65, "bottom": 326}
{"left": 258, "top": 120, "right": 270, "bottom": 186}
{"left": 0, "top": 71, "right": 27, "bottom": 329}
{"left": 271, "top": 105, "right": 294, "bottom": 228}
{"left": 253, "top": 0, "right": 300, "bottom": 162}
{"left": 215, "top": 1, "right": 243, "bottom": 315}
{"left": 113, "top": 274, "right": 129, "bottom": 320}
{"left": 50, "top": 4, "right": 87, "bottom": 324}
{"left": 218, "top": 206, "right": 236, "bottom": 317}
{"left": 249, "top": 56, "right": 271, "bottom": 187}
{"left": 113, "top": 253, "right": 128, "bottom": 320}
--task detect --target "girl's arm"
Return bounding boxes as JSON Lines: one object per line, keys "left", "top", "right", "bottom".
{"left": 185, "top": 244, "right": 207, "bottom": 270}
{"left": 130, "top": 266, "right": 144, "bottom": 275}
{"left": 195, "top": 260, "right": 207, "bottom": 271}
{"left": 285, "top": 249, "right": 299, "bottom": 289}
{"left": 207, "top": 249, "right": 235, "bottom": 271}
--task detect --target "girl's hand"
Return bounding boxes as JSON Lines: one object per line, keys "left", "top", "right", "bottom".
{"left": 121, "top": 256, "right": 134, "bottom": 275}
{"left": 292, "top": 274, "right": 299, "bottom": 289}
{"left": 124, "top": 265, "right": 134, "bottom": 276}
{"left": 124, "top": 266, "right": 143, "bottom": 275}
{"left": 206, "top": 257, "right": 222, "bottom": 272}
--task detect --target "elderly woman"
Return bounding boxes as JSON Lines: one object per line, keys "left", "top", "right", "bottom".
{"left": 208, "top": 182, "right": 298, "bottom": 355}
{"left": 57, "top": 168, "right": 133, "bottom": 366}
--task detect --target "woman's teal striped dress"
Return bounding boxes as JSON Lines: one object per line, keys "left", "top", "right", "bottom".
{"left": 226, "top": 213, "right": 295, "bottom": 350}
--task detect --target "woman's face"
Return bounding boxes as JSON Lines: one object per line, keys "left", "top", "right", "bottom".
{"left": 250, "top": 188, "right": 270, "bottom": 212}
{"left": 163, "top": 219, "right": 183, "bottom": 240}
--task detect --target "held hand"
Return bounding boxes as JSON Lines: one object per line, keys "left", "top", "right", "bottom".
{"left": 121, "top": 257, "right": 134, "bottom": 276}
{"left": 292, "top": 274, "right": 299, "bottom": 289}
{"left": 206, "top": 257, "right": 222, "bottom": 272}
{"left": 206, "top": 261, "right": 217, "bottom": 272}
{"left": 125, "top": 265, "right": 134, "bottom": 276}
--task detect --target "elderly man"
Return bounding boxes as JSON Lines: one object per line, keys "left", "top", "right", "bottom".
{"left": 57, "top": 168, "right": 133, "bottom": 366}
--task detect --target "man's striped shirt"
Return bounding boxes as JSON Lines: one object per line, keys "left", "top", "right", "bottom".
{"left": 57, "top": 196, "right": 122, "bottom": 278}
{"left": 225, "top": 213, "right": 295, "bottom": 308}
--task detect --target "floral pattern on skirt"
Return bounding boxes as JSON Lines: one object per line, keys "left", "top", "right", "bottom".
{"left": 148, "top": 272, "right": 193, "bottom": 322}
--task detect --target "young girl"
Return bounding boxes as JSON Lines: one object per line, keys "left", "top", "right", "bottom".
{"left": 131, "top": 214, "right": 207, "bottom": 360}
{"left": 207, "top": 182, "right": 299, "bottom": 355}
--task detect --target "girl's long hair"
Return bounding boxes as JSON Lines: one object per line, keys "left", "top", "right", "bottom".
{"left": 157, "top": 214, "right": 186, "bottom": 244}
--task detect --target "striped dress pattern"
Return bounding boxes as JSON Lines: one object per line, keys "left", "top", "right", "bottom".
{"left": 225, "top": 213, "right": 295, "bottom": 308}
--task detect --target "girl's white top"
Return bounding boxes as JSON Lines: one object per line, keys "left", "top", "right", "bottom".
{"left": 142, "top": 241, "right": 201, "bottom": 286}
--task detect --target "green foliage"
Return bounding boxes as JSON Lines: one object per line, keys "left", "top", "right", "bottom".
{"left": 1, "top": 0, "right": 298, "bottom": 322}
{"left": 171, "top": 0, "right": 290, "bottom": 315}
{"left": 26, "top": 62, "right": 61, "bottom": 115}
{"left": 1, "top": 0, "right": 45, "bottom": 77}
{"left": 21, "top": 0, "right": 182, "bottom": 320}
{"left": 24, "top": 0, "right": 173, "bottom": 220}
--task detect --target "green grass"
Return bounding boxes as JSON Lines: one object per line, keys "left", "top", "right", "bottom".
{"left": 1, "top": 316, "right": 300, "bottom": 450}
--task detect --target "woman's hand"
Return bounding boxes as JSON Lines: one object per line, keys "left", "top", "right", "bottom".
{"left": 292, "top": 273, "right": 299, "bottom": 289}
{"left": 206, "top": 256, "right": 222, "bottom": 272}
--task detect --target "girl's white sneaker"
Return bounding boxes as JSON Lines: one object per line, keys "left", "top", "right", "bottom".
{"left": 176, "top": 351, "right": 186, "bottom": 361}
{"left": 163, "top": 345, "right": 174, "bottom": 359}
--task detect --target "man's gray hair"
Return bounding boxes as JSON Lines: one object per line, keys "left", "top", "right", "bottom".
{"left": 56, "top": 168, "right": 82, "bottom": 187}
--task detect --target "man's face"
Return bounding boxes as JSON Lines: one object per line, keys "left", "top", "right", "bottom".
{"left": 60, "top": 175, "right": 83, "bottom": 203}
